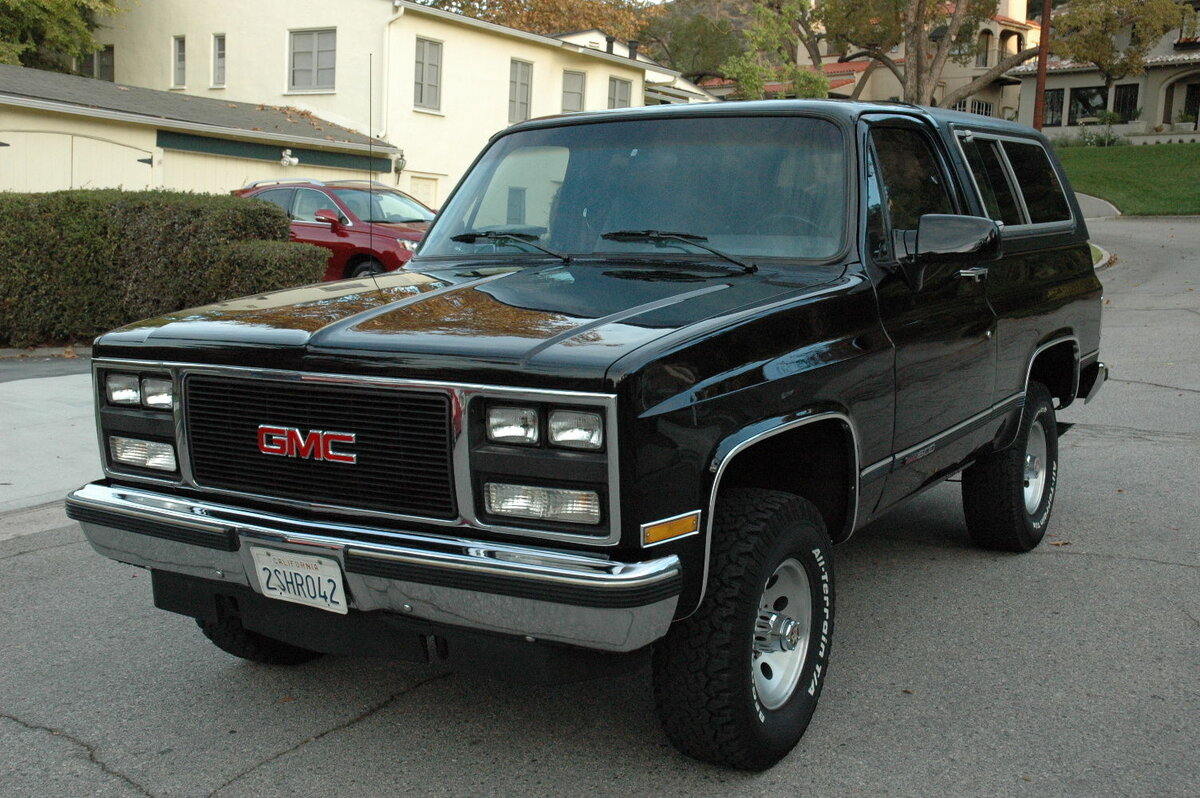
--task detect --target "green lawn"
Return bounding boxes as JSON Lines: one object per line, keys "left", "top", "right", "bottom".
{"left": 1056, "top": 142, "right": 1200, "bottom": 216}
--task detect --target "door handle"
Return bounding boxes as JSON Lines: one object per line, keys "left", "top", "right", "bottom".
{"left": 957, "top": 266, "right": 988, "bottom": 282}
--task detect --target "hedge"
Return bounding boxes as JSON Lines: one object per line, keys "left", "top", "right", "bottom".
{"left": 0, "top": 190, "right": 328, "bottom": 346}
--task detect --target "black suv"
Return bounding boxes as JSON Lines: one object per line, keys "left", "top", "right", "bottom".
{"left": 69, "top": 101, "right": 1105, "bottom": 770}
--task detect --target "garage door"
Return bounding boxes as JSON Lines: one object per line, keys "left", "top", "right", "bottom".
{"left": 0, "top": 131, "right": 154, "bottom": 191}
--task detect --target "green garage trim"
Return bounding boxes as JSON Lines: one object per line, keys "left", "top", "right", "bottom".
{"left": 156, "top": 131, "right": 393, "bottom": 172}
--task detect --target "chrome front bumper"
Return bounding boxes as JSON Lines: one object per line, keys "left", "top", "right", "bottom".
{"left": 66, "top": 482, "right": 681, "bottom": 653}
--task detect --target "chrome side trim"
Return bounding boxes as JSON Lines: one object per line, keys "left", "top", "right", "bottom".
{"left": 91, "top": 359, "right": 623, "bottom": 547}
{"left": 68, "top": 482, "right": 680, "bottom": 652}
{"left": 891, "top": 392, "right": 1023, "bottom": 466}
{"left": 695, "top": 411, "right": 859, "bottom": 615}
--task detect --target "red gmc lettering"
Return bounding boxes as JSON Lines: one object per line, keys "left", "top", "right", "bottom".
{"left": 257, "top": 425, "right": 357, "bottom": 464}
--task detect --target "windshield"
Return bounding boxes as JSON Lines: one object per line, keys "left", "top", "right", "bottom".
{"left": 419, "top": 115, "right": 847, "bottom": 261}
{"left": 332, "top": 188, "right": 435, "bottom": 223}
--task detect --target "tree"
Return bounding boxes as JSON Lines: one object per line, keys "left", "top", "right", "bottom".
{"left": 820, "top": 0, "right": 1040, "bottom": 107}
{"left": 0, "top": 0, "right": 121, "bottom": 71}
{"left": 718, "top": 0, "right": 828, "bottom": 99}
{"left": 417, "top": 0, "right": 662, "bottom": 42}
{"left": 1052, "top": 0, "right": 1198, "bottom": 91}
{"left": 639, "top": 1, "right": 744, "bottom": 82}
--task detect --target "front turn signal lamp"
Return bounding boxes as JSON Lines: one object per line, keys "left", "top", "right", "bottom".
{"left": 484, "top": 482, "right": 601, "bottom": 525}
{"left": 109, "top": 436, "right": 177, "bottom": 471}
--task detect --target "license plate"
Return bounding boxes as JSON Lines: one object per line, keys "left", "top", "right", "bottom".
{"left": 250, "top": 546, "right": 348, "bottom": 614}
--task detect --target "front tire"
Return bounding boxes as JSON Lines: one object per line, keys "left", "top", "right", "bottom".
{"left": 349, "top": 259, "right": 384, "bottom": 279}
{"left": 962, "top": 381, "right": 1060, "bottom": 551}
{"left": 652, "top": 488, "right": 834, "bottom": 770}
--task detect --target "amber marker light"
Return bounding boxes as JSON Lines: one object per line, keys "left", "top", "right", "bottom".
{"left": 641, "top": 510, "right": 702, "bottom": 547}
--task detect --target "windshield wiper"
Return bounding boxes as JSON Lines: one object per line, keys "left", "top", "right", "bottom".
{"left": 600, "top": 230, "right": 757, "bottom": 274}
{"left": 450, "top": 230, "right": 571, "bottom": 263}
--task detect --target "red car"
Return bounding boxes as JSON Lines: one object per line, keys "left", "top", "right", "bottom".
{"left": 233, "top": 179, "right": 435, "bottom": 280}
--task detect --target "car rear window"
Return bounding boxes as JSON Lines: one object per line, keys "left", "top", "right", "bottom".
{"left": 960, "top": 137, "right": 1023, "bottom": 226}
{"left": 1001, "top": 140, "right": 1072, "bottom": 224}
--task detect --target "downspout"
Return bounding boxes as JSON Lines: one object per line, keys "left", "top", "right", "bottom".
{"left": 378, "top": 2, "right": 406, "bottom": 140}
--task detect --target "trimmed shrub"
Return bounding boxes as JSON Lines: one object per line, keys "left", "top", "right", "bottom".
{"left": 0, "top": 190, "right": 327, "bottom": 346}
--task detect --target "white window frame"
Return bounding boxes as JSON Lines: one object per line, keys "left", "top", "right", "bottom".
{"left": 289, "top": 28, "right": 336, "bottom": 92}
{"left": 172, "top": 36, "right": 186, "bottom": 88}
{"left": 414, "top": 37, "right": 442, "bottom": 111}
{"left": 607, "top": 76, "right": 631, "bottom": 109}
{"left": 509, "top": 59, "right": 533, "bottom": 124}
{"left": 212, "top": 34, "right": 226, "bottom": 87}
{"left": 562, "top": 70, "right": 586, "bottom": 113}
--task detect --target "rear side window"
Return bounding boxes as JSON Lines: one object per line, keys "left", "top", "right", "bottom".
{"left": 1001, "top": 141, "right": 1072, "bottom": 224}
{"left": 254, "top": 188, "right": 295, "bottom": 218}
{"left": 960, "top": 137, "right": 1023, "bottom": 226}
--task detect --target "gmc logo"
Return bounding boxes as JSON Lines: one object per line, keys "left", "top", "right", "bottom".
{"left": 257, "top": 425, "right": 357, "bottom": 464}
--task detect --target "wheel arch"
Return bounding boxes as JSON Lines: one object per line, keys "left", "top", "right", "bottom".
{"left": 693, "top": 410, "right": 858, "bottom": 613}
{"left": 1026, "top": 335, "right": 1080, "bottom": 410}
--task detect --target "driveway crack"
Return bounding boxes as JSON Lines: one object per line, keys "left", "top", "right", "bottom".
{"left": 206, "top": 670, "right": 452, "bottom": 797}
{"left": 0, "top": 539, "right": 85, "bottom": 562}
{"left": 0, "top": 713, "right": 156, "bottom": 797}
{"left": 1109, "top": 378, "right": 1200, "bottom": 396}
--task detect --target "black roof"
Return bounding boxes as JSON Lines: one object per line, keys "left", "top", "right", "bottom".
{"left": 509, "top": 98, "right": 1043, "bottom": 140}
{"left": 0, "top": 63, "right": 394, "bottom": 151}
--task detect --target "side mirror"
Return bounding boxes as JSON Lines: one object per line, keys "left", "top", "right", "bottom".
{"left": 314, "top": 209, "right": 340, "bottom": 226}
{"left": 893, "top": 214, "right": 1000, "bottom": 292}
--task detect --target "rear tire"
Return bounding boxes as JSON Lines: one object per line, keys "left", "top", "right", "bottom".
{"left": 652, "top": 488, "right": 834, "bottom": 770}
{"left": 197, "top": 616, "right": 323, "bottom": 666}
{"left": 962, "top": 381, "right": 1059, "bottom": 552}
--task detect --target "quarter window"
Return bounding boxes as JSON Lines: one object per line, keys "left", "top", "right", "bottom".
{"left": 290, "top": 29, "right": 336, "bottom": 91}
{"left": 607, "top": 77, "right": 631, "bottom": 109}
{"left": 172, "top": 36, "right": 185, "bottom": 87}
{"left": 509, "top": 60, "right": 532, "bottom": 123}
{"left": 1001, "top": 141, "right": 1072, "bottom": 224}
{"left": 415, "top": 38, "right": 442, "bottom": 110}
{"left": 562, "top": 70, "right": 586, "bottom": 113}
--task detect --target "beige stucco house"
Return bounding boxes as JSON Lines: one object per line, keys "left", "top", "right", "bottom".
{"left": 0, "top": 63, "right": 398, "bottom": 193}
{"left": 90, "top": 0, "right": 667, "bottom": 206}
{"left": 1013, "top": 17, "right": 1200, "bottom": 144}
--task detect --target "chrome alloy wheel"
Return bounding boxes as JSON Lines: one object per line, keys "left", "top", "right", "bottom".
{"left": 1023, "top": 420, "right": 1048, "bottom": 514}
{"left": 751, "top": 558, "right": 812, "bottom": 710}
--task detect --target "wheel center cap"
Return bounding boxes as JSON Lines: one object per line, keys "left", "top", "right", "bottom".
{"left": 754, "top": 611, "right": 802, "bottom": 653}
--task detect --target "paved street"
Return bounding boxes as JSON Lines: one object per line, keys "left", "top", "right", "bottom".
{"left": 1, "top": 216, "right": 1197, "bottom": 797}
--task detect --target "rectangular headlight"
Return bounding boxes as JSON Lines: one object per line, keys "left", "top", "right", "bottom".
{"left": 109, "top": 436, "right": 177, "bottom": 471}
{"left": 486, "top": 406, "right": 539, "bottom": 445}
{"left": 140, "top": 377, "right": 175, "bottom": 410}
{"left": 105, "top": 374, "right": 141, "bottom": 406}
{"left": 548, "top": 410, "right": 603, "bottom": 450}
{"left": 484, "top": 482, "right": 601, "bottom": 525}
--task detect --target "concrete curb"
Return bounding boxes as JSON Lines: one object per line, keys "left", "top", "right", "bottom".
{"left": 1076, "top": 192, "right": 1122, "bottom": 219}
{"left": 0, "top": 345, "right": 92, "bottom": 360}
{"left": 1093, "top": 244, "right": 1117, "bottom": 271}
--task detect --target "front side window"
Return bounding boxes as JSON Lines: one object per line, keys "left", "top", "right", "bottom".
{"left": 869, "top": 126, "right": 954, "bottom": 232}
{"left": 509, "top": 60, "right": 532, "bottom": 123}
{"left": 1068, "top": 86, "right": 1107, "bottom": 125}
{"left": 415, "top": 38, "right": 442, "bottom": 110}
{"left": 608, "top": 77, "right": 631, "bottom": 109}
{"left": 290, "top": 29, "right": 336, "bottom": 91}
{"left": 420, "top": 115, "right": 848, "bottom": 261}
{"left": 1043, "top": 89, "right": 1063, "bottom": 127}
{"left": 562, "top": 70, "right": 586, "bottom": 113}
{"left": 212, "top": 34, "right": 226, "bottom": 86}
{"left": 172, "top": 36, "right": 185, "bottom": 87}
{"left": 292, "top": 188, "right": 336, "bottom": 222}
{"left": 1001, "top": 141, "right": 1072, "bottom": 224}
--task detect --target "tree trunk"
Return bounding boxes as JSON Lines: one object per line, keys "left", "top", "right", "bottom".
{"left": 939, "top": 46, "right": 1041, "bottom": 108}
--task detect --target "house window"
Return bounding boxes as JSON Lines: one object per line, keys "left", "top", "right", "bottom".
{"left": 562, "top": 70, "right": 585, "bottom": 113}
{"left": 1113, "top": 84, "right": 1139, "bottom": 122}
{"left": 212, "top": 35, "right": 226, "bottom": 86}
{"left": 970, "top": 99, "right": 994, "bottom": 117}
{"left": 1043, "top": 88, "right": 1063, "bottom": 126}
{"left": 1068, "top": 86, "right": 1107, "bottom": 125}
{"left": 82, "top": 45, "right": 115, "bottom": 81}
{"left": 608, "top": 77, "right": 631, "bottom": 109}
{"left": 172, "top": 36, "right": 185, "bottom": 87}
{"left": 290, "top": 29, "right": 336, "bottom": 91}
{"left": 414, "top": 38, "right": 442, "bottom": 110}
{"left": 506, "top": 187, "right": 527, "bottom": 225}
{"left": 509, "top": 60, "right": 532, "bottom": 123}
{"left": 976, "top": 30, "right": 992, "bottom": 68}
{"left": 954, "top": 99, "right": 969, "bottom": 112}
